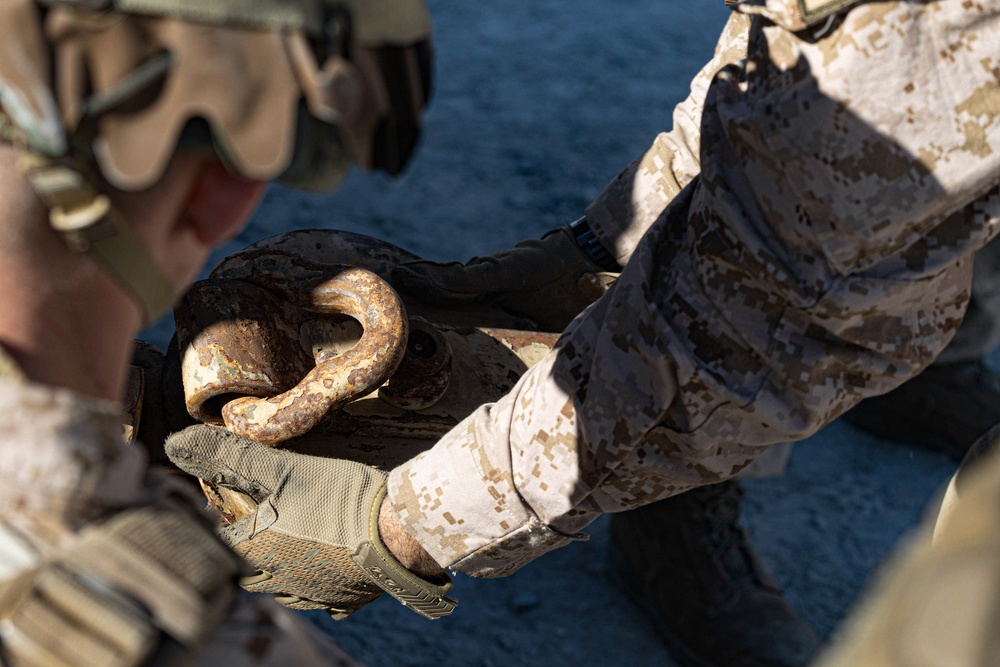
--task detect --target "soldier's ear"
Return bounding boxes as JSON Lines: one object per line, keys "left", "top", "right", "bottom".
{"left": 183, "top": 160, "right": 266, "bottom": 246}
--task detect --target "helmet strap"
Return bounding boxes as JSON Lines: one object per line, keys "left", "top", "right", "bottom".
{"left": 17, "top": 152, "right": 175, "bottom": 326}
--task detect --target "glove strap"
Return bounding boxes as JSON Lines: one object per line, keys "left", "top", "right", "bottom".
{"left": 352, "top": 485, "right": 457, "bottom": 620}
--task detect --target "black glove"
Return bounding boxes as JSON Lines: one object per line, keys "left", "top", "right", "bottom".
{"left": 392, "top": 223, "right": 619, "bottom": 332}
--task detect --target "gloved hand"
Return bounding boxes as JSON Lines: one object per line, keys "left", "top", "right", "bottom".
{"left": 391, "top": 224, "right": 619, "bottom": 332}
{"left": 0, "top": 474, "right": 242, "bottom": 667}
{"left": 164, "top": 424, "right": 457, "bottom": 620}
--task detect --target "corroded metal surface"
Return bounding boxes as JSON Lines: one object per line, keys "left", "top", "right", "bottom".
{"left": 379, "top": 318, "right": 453, "bottom": 410}
{"left": 175, "top": 230, "right": 558, "bottom": 455}
{"left": 215, "top": 229, "right": 539, "bottom": 330}
{"left": 174, "top": 230, "right": 561, "bottom": 523}
{"left": 326, "top": 325, "right": 557, "bottom": 439}
{"left": 177, "top": 252, "right": 407, "bottom": 445}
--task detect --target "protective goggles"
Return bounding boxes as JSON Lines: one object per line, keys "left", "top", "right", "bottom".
{"left": 0, "top": 0, "right": 434, "bottom": 191}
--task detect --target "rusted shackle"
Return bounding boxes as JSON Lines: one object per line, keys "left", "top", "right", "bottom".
{"left": 177, "top": 251, "right": 408, "bottom": 444}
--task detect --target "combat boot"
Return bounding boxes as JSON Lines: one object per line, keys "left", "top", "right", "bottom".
{"left": 609, "top": 480, "right": 818, "bottom": 667}
{"left": 842, "top": 358, "right": 1000, "bottom": 460}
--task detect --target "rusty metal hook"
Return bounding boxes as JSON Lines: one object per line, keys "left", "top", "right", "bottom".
{"left": 177, "top": 251, "right": 407, "bottom": 445}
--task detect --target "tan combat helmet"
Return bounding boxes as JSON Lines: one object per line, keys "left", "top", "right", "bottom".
{"left": 0, "top": 0, "right": 433, "bottom": 324}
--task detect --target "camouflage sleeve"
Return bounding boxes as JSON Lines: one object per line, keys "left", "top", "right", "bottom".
{"left": 388, "top": 0, "right": 1000, "bottom": 576}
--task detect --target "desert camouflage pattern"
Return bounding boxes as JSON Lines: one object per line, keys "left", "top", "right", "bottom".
{"left": 388, "top": 0, "right": 1000, "bottom": 575}
{"left": 0, "top": 375, "right": 357, "bottom": 665}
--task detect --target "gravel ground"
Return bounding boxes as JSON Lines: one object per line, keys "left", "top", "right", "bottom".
{"left": 145, "top": 2, "right": 963, "bottom": 664}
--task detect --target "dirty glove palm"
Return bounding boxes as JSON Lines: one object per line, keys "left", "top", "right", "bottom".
{"left": 392, "top": 225, "right": 618, "bottom": 332}
{"left": 165, "top": 425, "right": 456, "bottom": 620}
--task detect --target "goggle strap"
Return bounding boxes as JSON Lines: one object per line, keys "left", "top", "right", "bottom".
{"left": 286, "top": 31, "right": 364, "bottom": 126}
{"left": 78, "top": 52, "right": 173, "bottom": 122}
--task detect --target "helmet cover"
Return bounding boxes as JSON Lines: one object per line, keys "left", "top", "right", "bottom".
{"left": 0, "top": 0, "right": 434, "bottom": 191}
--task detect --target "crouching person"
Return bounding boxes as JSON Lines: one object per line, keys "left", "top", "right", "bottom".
{"left": 0, "top": 0, "right": 432, "bottom": 663}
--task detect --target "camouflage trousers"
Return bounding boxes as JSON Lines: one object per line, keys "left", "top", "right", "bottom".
{"left": 388, "top": 0, "right": 1000, "bottom": 576}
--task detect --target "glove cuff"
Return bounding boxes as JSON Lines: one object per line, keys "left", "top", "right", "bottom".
{"left": 567, "top": 216, "right": 621, "bottom": 272}
{"left": 351, "top": 484, "right": 457, "bottom": 620}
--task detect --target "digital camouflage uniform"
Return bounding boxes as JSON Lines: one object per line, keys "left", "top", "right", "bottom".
{"left": 388, "top": 0, "right": 1000, "bottom": 576}
{"left": 0, "top": 353, "right": 356, "bottom": 665}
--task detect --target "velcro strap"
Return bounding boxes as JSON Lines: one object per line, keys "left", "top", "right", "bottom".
{"left": 351, "top": 484, "right": 456, "bottom": 620}
{"left": 352, "top": 542, "right": 457, "bottom": 620}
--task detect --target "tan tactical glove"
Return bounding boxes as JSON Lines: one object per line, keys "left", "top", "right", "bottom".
{"left": 0, "top": 475, "right": 242, "bottom": 667}
{"left": 391, "top": 221, "right": 619, "bottom": 332}
{"left": 164, "top": 425, "right": 456, "bottom": 620}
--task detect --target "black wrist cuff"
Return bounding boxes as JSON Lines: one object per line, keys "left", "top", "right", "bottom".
{"left": 568, "top": 216, "right": 621, "bottom": 272}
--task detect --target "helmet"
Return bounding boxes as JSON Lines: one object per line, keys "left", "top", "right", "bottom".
{"left": 0, "top": 0, "right": 433, "bottom": 323}
{"left": 0, "top": 0, "right": 433, "bottom": 189}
